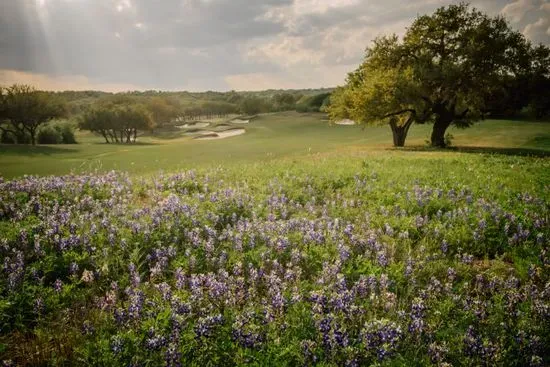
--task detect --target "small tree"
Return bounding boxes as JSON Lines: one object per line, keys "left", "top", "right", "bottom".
{"left": 239, "top": 96, "right": 269, "bottom": 115}
{"left": 145, "top": 97, "right": 180, "bottom": 130}
{"left": 273, "top": 93, "right": 299, "bottom": 111}
{"left": 79, "top": 107, "right": 117, "bottom": 143}
{"left": 79, "top": 104, "right": 153, "bottom": 144}
{"left": 0, "top": 85, "right": 66, "bottom": 145}
{"left": 116, "top": 105, "right": 154, "bottom": 143}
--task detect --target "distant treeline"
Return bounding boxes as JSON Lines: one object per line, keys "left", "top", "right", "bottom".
{"left": 53, "top": 88, "right": 335, "bottom": 118}
{"left": 0, "top": 86, "right": 334, "bottom": 145}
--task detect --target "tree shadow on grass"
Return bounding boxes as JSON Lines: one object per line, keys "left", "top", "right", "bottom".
{"left": 396, "top": 145, "right": 550, "bottom": 157}
{"left": 88, "top": 141, "right": 159, "bottom": 146}
{"left": 149, "top": 134, "right": 188, "bottom": 141}
{"left": 0, "top": 144, "right": 80, "bottom": 156}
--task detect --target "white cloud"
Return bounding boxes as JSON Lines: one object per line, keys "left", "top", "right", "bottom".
{"left": 523, "top": 17, "right": 550, "bottom": 42}
{"left": 501, "top": 0, "right": 536, "bottom": 22}
{"left": 500, "top": 0, "right": 550, "bottom": 43}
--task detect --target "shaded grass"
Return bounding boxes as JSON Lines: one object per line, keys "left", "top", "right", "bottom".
{"left": 401, "top": 145, "right": 550, "bottom": 157}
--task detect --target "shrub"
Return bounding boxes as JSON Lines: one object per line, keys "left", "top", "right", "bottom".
{"left": 37, "top": 125, "right": 62, "bottom": 144}
{"left": 37, "top": 121, "right": 77, "bottom": 145}
{"left": 1, "top": 131, "right": 17, "bottom": 144}
{"left": 296, "top": 93, "right": 332, "bottom": 113}
{"left": 1, "top": 130, "right": 31, "bottom": 144}
{"left": 56, "top": 122, "right": 77, "bottom": 144}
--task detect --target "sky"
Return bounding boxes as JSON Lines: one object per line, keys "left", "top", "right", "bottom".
{"left": 0, "top": 0, "right": 549, "bottom": 92}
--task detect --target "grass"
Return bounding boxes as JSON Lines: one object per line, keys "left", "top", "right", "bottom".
{"left": 1, "top": 112, "right": 549, "bottom": 365}
{"left": 0, "top": 112, "right": 549, "bottom": 179}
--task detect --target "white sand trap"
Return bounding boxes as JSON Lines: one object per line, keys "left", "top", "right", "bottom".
{"left": 194, "top": 129, "right": 245, "bottom": 140}
{"left": 182, "top": 130, "right": 206, "bottom": 136}
{"left": 231, "top": 119, "right": 250, "bottom": 124}
{"left": 176, "top": 122, "right": 210, "bottom": 129}
{"left": 335, "top": 119, "right": 356, "bottom": 125}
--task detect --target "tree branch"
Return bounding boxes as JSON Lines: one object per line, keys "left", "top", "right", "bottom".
{"left": 381, "top": 109, "right": 416, "bottom": 119}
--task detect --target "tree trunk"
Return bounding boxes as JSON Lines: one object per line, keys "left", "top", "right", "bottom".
{"left": 430, "top": 116, "right": 452, "bottom": 148}
{"left": 133, "top": 128, "right": 137, "bottom": 143}
{"left": 100, "top": 130, "right": 110, "bottom": 143}
{"left": 110, "top": 130, "right": 119, "bottom": 143}
{"left": 29, "top": 128, "right": 36, "bottom": 146}
{"left": 389, "top": 117, "right": 414, "bottom": 147}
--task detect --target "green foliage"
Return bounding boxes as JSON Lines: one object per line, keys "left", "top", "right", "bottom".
{"left": 296, "top": 93, "right": 331, "bottom": 113}
{"left": 37, "top": 125, "right": 62, "bottom": 144}
{"left": 145, "top": 96, "right": 181, "bottom": 128}
{"left": 329, "top": 3, "right": 548, "bottom": 147}
{"left": 239, "top": 96, "right": 271, "bottom": 115}
{"left": 272, "top": 93, "right": 300, "bottom": 112}
{"left": 79, "top": 99, "right": 154, "bottom": 144}
{"left": 0, "top": 84, "right": 67, "bottom": 145}
{"left": 37, "top": 121, "right": 77, "bottom": 145}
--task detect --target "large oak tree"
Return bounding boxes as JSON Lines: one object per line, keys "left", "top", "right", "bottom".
{"left": 329, "top": 3, "right": 545, "bottom": 147}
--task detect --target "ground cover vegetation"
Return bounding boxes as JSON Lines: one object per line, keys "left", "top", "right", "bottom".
{"left": 0, "top": 153, "right": 549, "bottom": 366}
{"left": 1, "top": 149, "right": 549, "bottom": 366}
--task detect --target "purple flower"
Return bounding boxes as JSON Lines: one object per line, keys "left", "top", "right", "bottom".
{"left": 194, "top": 314, "right": 224, "bottom": 338}
{"left": 441, "top": 240, "right": 449, "bottom": 254}
{"left": 53, "top": 279, "right": 63, "bottom": 293}
{"left": 110, "top": 335, "right": 124, "bottom": 355}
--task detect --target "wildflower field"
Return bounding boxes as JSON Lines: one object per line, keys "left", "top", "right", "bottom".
{"left": 1, "top": 149, "right": 549, "bottom": 366}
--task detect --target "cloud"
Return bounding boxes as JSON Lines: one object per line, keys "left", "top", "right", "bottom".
{"left": 0, "top": 69, "right": 145, "bottom": 93}
{"left": 523, "top": 17, "right": 550, "bottom": 43}
{"left": 0, "top": 0, "right": 548, "bottom": 91}
{"left": 500, "top": 0, "right": 550, "bottom": 44}
{"left": 501, "top": 0, "right": 536, "bottom": 22}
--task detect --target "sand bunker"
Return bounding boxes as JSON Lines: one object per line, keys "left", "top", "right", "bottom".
{"left": 194, "top": 129, "right": 245, "bottom": 140}
{"left": 231, "top": 119, "right": 250, "bottom": 124}
{"left": 335, "top": 119, "right": 356, "bottom": 125}
{"left": 176, "top": 122, "right": 210, "bottom": 129}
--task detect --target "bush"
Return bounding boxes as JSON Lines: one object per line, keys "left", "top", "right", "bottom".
{"left": 1, "top": 131, "right": 17, "bottom": 144}
{"left": 57, "top": 122, "right": 77, "bottom": 144}
{"left": 296, "top": 93, "right": 332, "bottom": 113}
{"left": 1, "top": 130, "right": 31, "bottom": 144}
{"left": 37, "top": 121, "right": 77, "bottom": 145}
{"left": 37, "top": 125, "right": 62, "bottom": 144}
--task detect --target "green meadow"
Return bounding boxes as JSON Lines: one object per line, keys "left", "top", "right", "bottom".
{"left": 1, "top": 112, "right": 549, "bottom": 179}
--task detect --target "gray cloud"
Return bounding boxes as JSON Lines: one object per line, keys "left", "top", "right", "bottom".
{"left": 0, "top": 0, "right": 547, "bottom": 91}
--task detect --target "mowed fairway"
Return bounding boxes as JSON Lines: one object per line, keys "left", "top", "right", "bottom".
{"left": 0, "top": 112, "right": 549, "bottom": 179}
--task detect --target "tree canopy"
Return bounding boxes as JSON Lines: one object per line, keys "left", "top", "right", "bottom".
{"left": 328, "top": 3, "right": 548, "bottom": 147}
{"left": 0, "top": 84, "right": 67, "bottom": 145}
{"left": 79, "top": 98, "right": 154, "bottom": 144}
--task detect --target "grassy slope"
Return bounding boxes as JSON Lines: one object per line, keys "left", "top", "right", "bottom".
{"left": 1, "top": 113, "right": 550, "bottom": 366}
{"left": 0, "top": 112, "right": 549, "bottom": 179}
